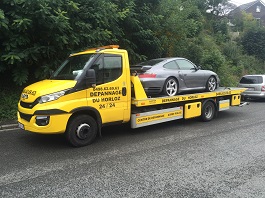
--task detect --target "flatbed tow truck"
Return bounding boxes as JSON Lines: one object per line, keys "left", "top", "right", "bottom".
{"left": 17, "top": 45, "right": 247, "bottom": 147}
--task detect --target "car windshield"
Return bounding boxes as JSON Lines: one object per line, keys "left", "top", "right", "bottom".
{"left": 240, "top": 76, "right": 263, "bottom": 84}
{"left": 51, "top": 54, "right": 96, "bottom": 80}
{"left": 138, "top": 58, "right": 166, "bottom": 66}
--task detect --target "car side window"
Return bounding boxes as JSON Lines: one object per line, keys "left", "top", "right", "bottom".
{"left": 90, "top": 55, "right": 122, "bottom": 85}
{"left": 163, "top": 61, "right": 178, "bottom": 69}
{"left": 176, "top": 59, "right": 195, "bottom": 70}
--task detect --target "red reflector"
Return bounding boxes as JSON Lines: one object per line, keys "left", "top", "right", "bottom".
{"left": 138, "top": 73, "right": 156, "bottom": 78}
{"left": 262, "top": 86, "right": 265, "bottom": 91}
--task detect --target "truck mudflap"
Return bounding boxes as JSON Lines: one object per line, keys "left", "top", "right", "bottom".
{"left": 131, "top": 107, "right": 183, "bottom": 128}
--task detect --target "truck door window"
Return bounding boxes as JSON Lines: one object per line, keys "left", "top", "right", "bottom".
{"left": 90, "top": 55, "right": 122, "bottom": 85}
{"left": 104, "top": 56, "right": 122, "bottom": 83}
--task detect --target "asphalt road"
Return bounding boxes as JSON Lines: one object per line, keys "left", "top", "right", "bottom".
{"left": 1, "top": 101, "right": 265, "bottom": 198}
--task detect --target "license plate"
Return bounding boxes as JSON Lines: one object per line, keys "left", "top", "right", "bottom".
{"left": 247, "top": 88, "right": 254, "bottom": 91}
{"left": 18, "top": 122, "right": 24, "bottom": 130}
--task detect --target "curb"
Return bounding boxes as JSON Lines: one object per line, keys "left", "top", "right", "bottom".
{"left": 0, "top": 123, "right": 19, "bottom": 132}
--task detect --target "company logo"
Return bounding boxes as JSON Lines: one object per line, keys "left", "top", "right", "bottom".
{"left": 22, "top": 89, "right": 36, "bottom": 96}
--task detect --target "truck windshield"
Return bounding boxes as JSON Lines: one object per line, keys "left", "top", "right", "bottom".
{"left": 51, "top": 54, "right": 96, "bottom": 80}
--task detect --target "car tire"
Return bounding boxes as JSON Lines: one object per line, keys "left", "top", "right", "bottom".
{"left": 163, "top": 77, "right": 178, "bottom": 96}
{"left": 65, "top": 115, "right": 98, "bottom": 147}
{"left": 201, "top": 101, "right": 216, "bottom": 122}
{"left": 206, "top": 76, "right": 217, "bottom": 92}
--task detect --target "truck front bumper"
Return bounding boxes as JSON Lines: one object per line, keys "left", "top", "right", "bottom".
{"left": 17, "top": 111, "right": 71, "bottom": 134}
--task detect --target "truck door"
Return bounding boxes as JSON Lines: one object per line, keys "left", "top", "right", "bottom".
{"left": 87, "top": 53, "right": 129, "bottom": 123}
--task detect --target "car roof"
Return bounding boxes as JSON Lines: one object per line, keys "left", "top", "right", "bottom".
{"left": 153, "top": 57, "right": 185, "bottom": 61}
{"left": 242, "top": 74, "right": 265, "bottom": 77}
{"left": 149, "top": 57, "right": 186, "bottom": 63}
{"left": 136, "top": 57, "right": 189, "bottom": 67}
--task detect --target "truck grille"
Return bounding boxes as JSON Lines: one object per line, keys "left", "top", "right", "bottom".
{"left": 19, "top": 112, "right": 32, "bottom": 122}
{"left": 20, "top": 99, "right": 39, "bottom": 109}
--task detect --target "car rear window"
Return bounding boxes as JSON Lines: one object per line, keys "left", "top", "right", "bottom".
{"left": 239, "top": 76, "right": 263, "bottom": 84}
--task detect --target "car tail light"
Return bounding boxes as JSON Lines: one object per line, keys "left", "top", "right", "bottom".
{"left": 262, "top": 85, "right": 265, "bottom": 92}
{"left": 138, "top": 73, "right": 157, "bottom": 78}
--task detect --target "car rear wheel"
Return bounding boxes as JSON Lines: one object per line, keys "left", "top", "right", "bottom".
{"left": 163, "top": 77, "right": 178, "bottom": 96}
{"left": 206, "top": 76, "right": 217, "bottom": 92}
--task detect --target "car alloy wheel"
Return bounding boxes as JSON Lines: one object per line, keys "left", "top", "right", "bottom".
{"left": 206, "top": 76, "right": 217, "bottom": 92}
{"left": 163, "top": 77, "right": 178, "bottom": 96}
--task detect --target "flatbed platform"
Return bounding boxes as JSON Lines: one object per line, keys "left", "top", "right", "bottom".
{"left": 132, "top": 87, "right": 247, "bottom": 107}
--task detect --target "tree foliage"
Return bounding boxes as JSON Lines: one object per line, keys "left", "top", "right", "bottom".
{"left": 0, "top": 0, "right": 264, "bottom": 88}
{"left": 241, "top": 28, "right": 265, "bottom": 61}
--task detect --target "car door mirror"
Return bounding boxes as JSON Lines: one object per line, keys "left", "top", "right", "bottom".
{"left": 86, "top": 69, "right": 96, "bottom": 87}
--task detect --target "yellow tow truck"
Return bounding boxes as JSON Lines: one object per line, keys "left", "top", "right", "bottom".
{"left": 17, "top": 45, "right": 247, "bottom": 147}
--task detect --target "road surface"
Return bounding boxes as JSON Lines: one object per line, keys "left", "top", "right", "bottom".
{"left": 0, "top": 101, "right": 265, "bottom": 197}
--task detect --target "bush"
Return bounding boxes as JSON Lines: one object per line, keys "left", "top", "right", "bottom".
{"left": 0, "top": 88, "right": 22, "bottom": 123}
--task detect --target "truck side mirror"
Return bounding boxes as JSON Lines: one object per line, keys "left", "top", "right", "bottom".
{"left": 86, "top": 69, "right": 96, "bottom": 87}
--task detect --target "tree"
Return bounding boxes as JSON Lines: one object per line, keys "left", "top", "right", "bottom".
{"left": 0, "top": 0, "right": 127, "bottom": 85}
{"left": 112, "top": 0, "right": 163, "bottom": 63}
{"left": 155, "top": 0, "right": 203, "bottom": 58}
{"left": 241, "top": 28, "right": 265, "bottom": 61}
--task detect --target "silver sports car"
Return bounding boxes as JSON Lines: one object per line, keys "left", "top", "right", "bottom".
{"left": 132, "top": 57, "right": 220, "bottom": 96}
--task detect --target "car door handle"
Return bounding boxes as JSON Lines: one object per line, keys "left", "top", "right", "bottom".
{"left": 122, "top": 87, "right": 126, "bottom": 96}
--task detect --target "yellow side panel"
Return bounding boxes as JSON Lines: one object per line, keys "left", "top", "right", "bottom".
{"left": 131, "top": 107, "right": 183, "bottom": 128}
{"left": 219, "top": 99, "right": 230, "bottom": 111}
{"left": 184, "top": 102, "right": 201, "bottom": 119}
{"left": 231, "top": 95, "right": 241, "bottom": 106}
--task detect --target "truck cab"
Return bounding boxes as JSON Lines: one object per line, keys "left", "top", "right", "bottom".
{"left": 18, "top": 45, "right": 132, "bottom": 146}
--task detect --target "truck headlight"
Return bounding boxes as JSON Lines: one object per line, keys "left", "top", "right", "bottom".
{"left": 39, "top": 90, "right": 68, "bottom": 104}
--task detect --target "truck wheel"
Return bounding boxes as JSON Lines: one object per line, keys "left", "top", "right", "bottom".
{"left": 201, "top": 101, "right": 215, "bottom": 122}
{"left": 65, "top": 115, "right": 98, "bottom": 147}
{"left": 163, "top": 77, "right": 178, "bottom": 96}
{"left": 206, "top": 76, "right": 217, "bottom": 92}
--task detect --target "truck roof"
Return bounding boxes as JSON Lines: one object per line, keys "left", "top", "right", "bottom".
{"left": 70, "top": 45, "right": 122, "bottom": 57}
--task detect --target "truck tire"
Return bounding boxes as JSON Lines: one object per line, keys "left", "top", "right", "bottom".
{"left": 163, "top": 77, "right": 178, "bottom": 96}
{"left": 201, "top": 101, "right": 216, "bottom": 122}
{"left": 65, "top": 115, "right": 98, "bottom": 147}
{"left": 206, "top": 76, "right": 217, "bottom": 92}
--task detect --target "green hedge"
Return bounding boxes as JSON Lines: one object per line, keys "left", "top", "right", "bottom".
{"left": 0, "top": 88, "right": 22, "bottom": 123}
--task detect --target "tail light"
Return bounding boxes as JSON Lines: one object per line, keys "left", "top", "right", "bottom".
{"left": 262, "top": 85, "right": 265, "bottom": 92}
{"left": 138, "top": 73, "right": 157, "bottom": 78}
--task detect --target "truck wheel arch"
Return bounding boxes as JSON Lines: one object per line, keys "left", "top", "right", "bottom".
{"left": 69, "top": 107, "right": 102, "bottom": 136}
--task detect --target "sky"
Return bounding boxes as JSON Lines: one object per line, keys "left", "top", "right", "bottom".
{"left": 229, "top": 0, "right": 260, "bottom": 6}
